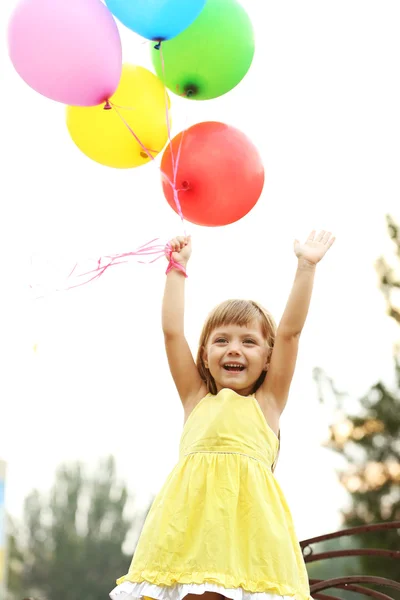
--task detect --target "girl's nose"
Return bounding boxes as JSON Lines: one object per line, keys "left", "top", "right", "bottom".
{"left": 227, "top": 343, "right": 241, "bottom": 354}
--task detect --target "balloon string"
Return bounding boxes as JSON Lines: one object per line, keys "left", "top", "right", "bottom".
{"left": 109, "top": 100, "right": 186, "bottom": 232}
{"left": 64, "top": 240, "right": 169, "bottom": 290}
{"left": 28, "top": 240, "right": 167, "bottom": 295}
{"left": 159, "top": 43, "right": 187, "bottom": 235}
{"left": 159, "top": 46, "right": 175, "bottom": 178}
{"left": 109, "top": 103, "right": 157, "bottom": 158}
{"left": 108, "top": 98, "right": 186, "bottom": 231}
{"left": 58, "top": 240, "right": 186, "bottom": 291}
{"left": 160, "top": 44, "right": 185, "bottom": 189}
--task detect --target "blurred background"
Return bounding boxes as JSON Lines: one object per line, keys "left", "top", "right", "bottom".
{"left": 0, "top": 0, "right": 399, "bottom": 598}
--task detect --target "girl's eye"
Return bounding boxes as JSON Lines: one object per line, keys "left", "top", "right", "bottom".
{"left": 215, "top": 338, "right": 227, "bottom": 344}
{"left": 244, "top": 339, "right": 256, "bottom": 345}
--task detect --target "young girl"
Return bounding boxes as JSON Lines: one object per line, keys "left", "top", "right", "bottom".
{"left": 110, "top": 230, "right": 335, "bottom": 600}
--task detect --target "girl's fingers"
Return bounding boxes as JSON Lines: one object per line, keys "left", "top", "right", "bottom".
{"left": 170, "top": 238, "right": 181, "bottom": 252}
{"left": 322, "top": 231, "right": 332, "bottom": 244}
{"left": 170, "top": 235, "right": 191, "bottom": 251}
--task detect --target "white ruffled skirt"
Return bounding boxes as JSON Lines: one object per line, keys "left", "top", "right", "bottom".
{"left": 110, "top": 581, "right": 291, "bottom": 600}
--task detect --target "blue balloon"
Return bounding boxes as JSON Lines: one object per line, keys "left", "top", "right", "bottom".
{"left": 105, "top": 0, "right": 207, "bottom": 41}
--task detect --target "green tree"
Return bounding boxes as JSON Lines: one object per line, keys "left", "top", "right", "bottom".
{"left": 5, "top": 517, "right": 25, "bottom": 599}
{"left": 313, "top": 215, "right": 400, "bottom": 590}
{"left": 8, "top": 456, "right": 142, "bottom": 600}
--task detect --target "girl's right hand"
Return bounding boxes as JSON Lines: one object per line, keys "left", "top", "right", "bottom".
{"left": 167, "top": 236, "right": 192, "bottom": 266}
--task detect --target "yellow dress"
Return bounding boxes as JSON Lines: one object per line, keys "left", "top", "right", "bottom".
{"left": 110, "top": 389, "right": 311, "bottom": 600}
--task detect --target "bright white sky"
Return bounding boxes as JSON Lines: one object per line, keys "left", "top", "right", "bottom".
{"left": 1, "top": 0, "right": 400, "bottom": 546}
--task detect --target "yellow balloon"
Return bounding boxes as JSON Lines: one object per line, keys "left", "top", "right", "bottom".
{"left": 66, "top": 64, "right": 171, "bottom": 168}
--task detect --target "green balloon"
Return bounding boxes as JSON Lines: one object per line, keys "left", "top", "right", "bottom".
{"left": 151, "top": 0, "right": 254, "bottom": 100}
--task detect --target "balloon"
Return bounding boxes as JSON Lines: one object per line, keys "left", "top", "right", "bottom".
{"left": 8, "top": 0, "right": 122, "bottom": 106}
{"left": 151, "top": 0, "right": 254, "bottom": 100}
{"left": 67, "top": 65, "right": 171, "bottom": 169}
{"left": 105, "top": 0, "right": 207, "bottom": 41}
{"left": 161, "top": 122, "right": 264, "bottom": 226}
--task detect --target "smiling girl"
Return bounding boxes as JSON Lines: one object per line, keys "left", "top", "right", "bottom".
{"left": 111, "top": 230, "right": 335, "bottom": 600}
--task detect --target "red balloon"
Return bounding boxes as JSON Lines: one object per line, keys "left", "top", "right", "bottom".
{"left": 161, "top": 121, "right": 264, "bottom": 227}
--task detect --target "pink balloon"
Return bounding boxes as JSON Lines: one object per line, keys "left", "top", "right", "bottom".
{"left": 8, "top": 0, "right": 122, "bottom": 106}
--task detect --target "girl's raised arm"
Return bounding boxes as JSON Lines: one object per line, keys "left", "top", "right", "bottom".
{"left": 262, "top": 230, "right": 335, "bottom": 415}
{"left": 162, "top": 237, "right": 205, "bottom": 406}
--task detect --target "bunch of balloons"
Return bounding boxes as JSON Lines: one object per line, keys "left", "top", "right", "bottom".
{"left": 8, "top": 0, "right": 264, "bottom": 227}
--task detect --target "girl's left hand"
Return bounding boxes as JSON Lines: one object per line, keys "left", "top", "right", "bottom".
{"left": 294, "top": 230, "right": 335, "bottom": 264}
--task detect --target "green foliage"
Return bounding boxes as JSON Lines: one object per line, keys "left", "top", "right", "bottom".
{"left": 7, "top": 456, "right": 141, "bottom": 600}
{"left": 312, "top": 215, "right": 400, "bottom": 595}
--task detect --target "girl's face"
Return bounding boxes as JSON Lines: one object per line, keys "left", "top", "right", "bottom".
{"left": 203, "top": 319, "right": 270, "bottom": 396}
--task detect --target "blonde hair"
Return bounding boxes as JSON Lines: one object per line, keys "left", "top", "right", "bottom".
{"left": 196, "top": 299, "right": 277, "bottom": 396}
